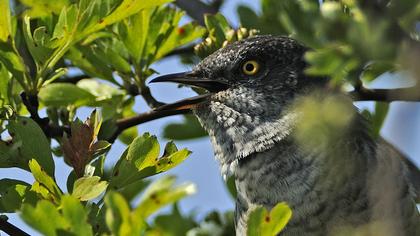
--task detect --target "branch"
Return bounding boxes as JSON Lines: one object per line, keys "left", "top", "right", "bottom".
{"left": 109, "top": 109, "right": 190, "bottom": 142}
{"left": 164, "top": 45, "right": 195, "bottom": 58}
{"left": 20, "top": 92, "right": 69, "bottom": 137}
{"left": 350, "top": 86, "right": 420, "bottom": 102}
{"left": 139, "top": 85, "right": 165, "bottom": 108}
{"left": 0, "top": 217, "right": 30, "bottom": 236}
{"left": 55, "top": 74, "right": 89, "bottom": 84}
{"left": 174, "top": 0, "right": 222, "bottom": 25}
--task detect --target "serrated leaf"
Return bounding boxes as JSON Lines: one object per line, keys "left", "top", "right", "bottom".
{"left": 21, "top": 200, "right": 69, "bottom": 236}
{"left": 39, "top": 83, "right": 96, "bottom": 107}
{"left": 105, "top": 191, "right": 142, "bottom": 235}
{"left": 0, "top": 179, "right": 30, "bottom": 213}
{"left": 60, "top": 195, "right": 93, "bottom": 235}
{"left": 5, "top": 117, "right": 55, "bottom": 176}
{"left": 110, "top": 135, "right": 191, "bottom": 190}
{"left": 28, "top": 159, "right": 61, "bottom": 201}
{"left": 135, "top": 176, "right": 196, "bottom": 218}
{"left": 72, "top": 176, "right": 108, "bottom": 201}
{"left": 247, "top": 202, "right": 292, "bottom": 236}
{"left": 204, "top": 13, "right": 231, "bottom": 43}
{"left": 119, "top": 8, "right": 152, "bottom": 62}
{"left": 23, "top": 17, "right": 54, "bottom": 65}
{"left": 127, "top": 133, "right": 160, "bottom": 170}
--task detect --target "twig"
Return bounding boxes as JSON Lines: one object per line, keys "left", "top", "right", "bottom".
{"left": 0, "top": 218, "right": 30, "bottom": 236}
{"left": 139, "top": 84, "right": 165, "bottom": 108}
{"left": 350, "top": 86, "right": 420, "bottom": 102}
{"left": 109, "top": 109, "right": 190, "bottom": 142}
{"left": 164, "top": 45, "right": 195, "bottom": 58}
{"left": 174, "top": 0, "right": 222, "bottom": 25}
{"left": 20, "top": 92, "right": 69, "bottom": 137}
{"left": 56, "top": 74, "right": 89, "bottom": 84}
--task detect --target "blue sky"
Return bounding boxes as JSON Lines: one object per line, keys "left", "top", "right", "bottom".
{"left": 2, "top": 0, "right": 420, "bottom": 234}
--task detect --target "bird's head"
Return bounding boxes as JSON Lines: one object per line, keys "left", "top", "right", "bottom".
{"left": 150, "top": 35, "right": 326, "bottom": 175}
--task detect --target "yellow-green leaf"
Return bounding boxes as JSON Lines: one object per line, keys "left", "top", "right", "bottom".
{"left": 0, "top": 0, "right": 12, "bottom": 42}
{"left": 247, "top": 202, "right": 292, "bottom": 236}
{"left": 83, "top": 0, "right": 173, "bottom": 36}
{"left": 39, "top": 83, "right": 96, "bottom": 107}
{"left": 21, "top": 200, "right": 69, "bottom": 236}
{"left": 72, "top": 176, "right": 108, "bottom": 201}
{"left": 135, "top": 176, "right": 196, "bottom": 218}
{"left": 60, "top": 195, "right": 93, "bottom": 236}
{"left": 28, "top": 159, "right": 61, "bottom": 200}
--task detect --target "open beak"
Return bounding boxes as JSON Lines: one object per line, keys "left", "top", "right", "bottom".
{"left": 149, "top": 72, "right": 229, "bottom": 111}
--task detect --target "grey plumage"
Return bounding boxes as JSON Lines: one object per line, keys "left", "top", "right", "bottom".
{"left": 152, "top": 35, "right": 420, "bottom": 235}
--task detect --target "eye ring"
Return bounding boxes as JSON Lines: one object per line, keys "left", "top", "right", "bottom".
{"left": 242, "top": 60, "right": 260, "bottom": 75}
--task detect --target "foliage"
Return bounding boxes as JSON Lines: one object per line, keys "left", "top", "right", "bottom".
{"left": 0, "top": 0, "right": 419, "bottom": 235}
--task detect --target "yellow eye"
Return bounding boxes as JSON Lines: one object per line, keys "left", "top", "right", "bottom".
{"left": 242, "top": 60, "right": 260, "bottom": 75}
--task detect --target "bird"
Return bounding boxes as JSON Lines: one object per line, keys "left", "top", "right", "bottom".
{"left": 150, "top": 35, "right": 420, "bottom": 235}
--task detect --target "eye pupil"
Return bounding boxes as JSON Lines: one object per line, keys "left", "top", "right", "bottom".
{"left": 242, "top": 60, "right": 260, "bottom": 75}
{"left": 245, "top": 63, "right": 254, "bottom": 72}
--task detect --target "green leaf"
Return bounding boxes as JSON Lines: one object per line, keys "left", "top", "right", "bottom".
{"left": 91, "top": 42, "right": 132, "bottom": 74}
{"left": 361, "top": 62, "right": 394, "bottom": 82}
{"left": 105, "top": 191, "right": 144, "bottom": 236}
{"left": 0, "top": 179, "right": 30, "bottom": 213}
{"left": 127, "top": 133, "right": 160, "bottom": 170}
{"left": 28, "top": 159, "right": 62, "bottom": 201}
{"left": 82, "top": 0, "right": 173, "bottom": 37}
{"left": 135, "top": 176, "right": 196, "bottom": 219}
{"left": 0, "top": 0, "right": 12, "bottom": 42}
{"left": 21, "top": 200, "right": 69, "bottom": 236}
{"left": 150, "top": 204, "right": 197, "bottom": 236}
{"left": 118, "top": 180, "right": 150, "bottom": 203}
{"left": 204, "top": 13, "right": 231, "bottom": 43}
{"left": 21, "top": 195, "right": 92, "bottom": 236}
{"left": 247, "top": 202, "right": 292, "bottom": 236}
{"left": 119, "top": 8, "right": 152, "bottom": 62}
{"left": 119, "top": 127, "right": 138, "bottom": 145}
{"left": 371, "top": 102, "right": 389, "bottom": 138}
{"left": 110, "top": 134, "right": 192, "bottom": 189}
{"left": 60, "top": 195, "right": 93, "bottom": 236}
{"left": 72, "top": 176, "right": 108, "bottom": 201}
{"left": 39, "top": 83, "right": 96, "bottom": 107}
{"left": 4, "top": 117, "right": 55, "bottom": 176}
{"left": 76, "top": 79, "right": 125, "bottom": 104}
{"left": 20, "top": 0, "right": 69, "bottom": 18}
{"left": 0, "top": 42, "right": 26, "bottom": 84}
{"left": 163, "top": 115, "right": 207, "bottom": 140}
{"left": 237, "top": 5, "right": 260, "bottom": 30}
{"left": 66, "top": 46, "right": 115, "bottom": 82}
{"left": 155, "top": 22, "right": 206, "bottom": 59}
{"left": 22, "top": 17, "right": 54, "bottom": 66}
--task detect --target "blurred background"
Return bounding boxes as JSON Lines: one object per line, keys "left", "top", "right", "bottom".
{"left": 1, "top": 0, "right": 419, "bottom": 234}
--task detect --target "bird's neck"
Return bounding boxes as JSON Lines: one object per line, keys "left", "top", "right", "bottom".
{"left": 194, "top": 101, "right": 297, "bottom": 178}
